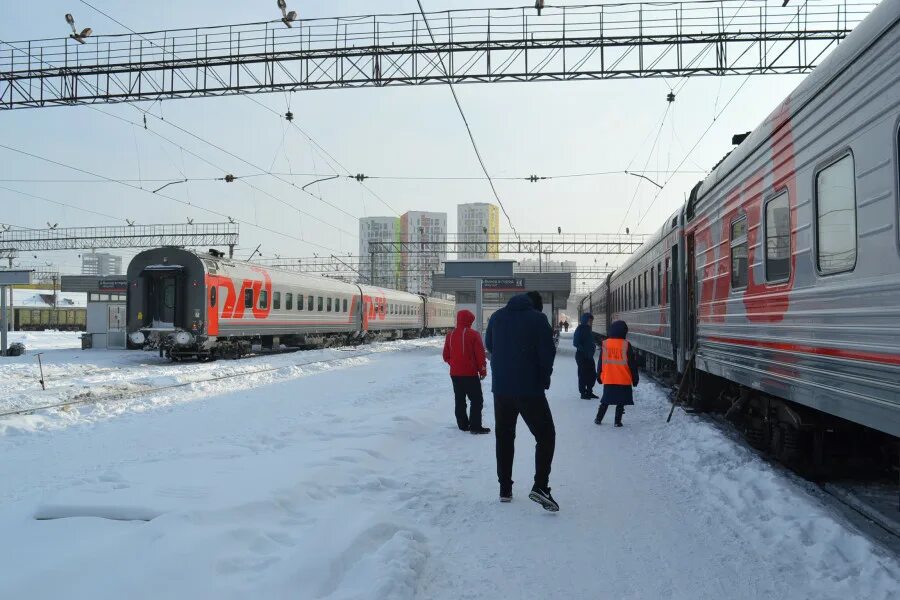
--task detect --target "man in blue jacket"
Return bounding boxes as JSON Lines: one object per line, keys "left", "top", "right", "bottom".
{"left": 485, "top": 291, "right": 559, "bottom": 512}
{"left": 573, "top": 313, "right": 599, "bottom": 399}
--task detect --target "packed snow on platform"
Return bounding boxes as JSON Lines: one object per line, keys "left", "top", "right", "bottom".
{"left": 0, "top": 339, "right": 897, "bottom": 600}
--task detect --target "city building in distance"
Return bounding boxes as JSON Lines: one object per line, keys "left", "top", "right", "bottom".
{"left": 457, "top": 202, "right": 500, "bottom": 259}
{"left": 359, "top": 217, "right": 401, "bottom": 289}
{"left": 81, "top": 252, "right": 123, "bottom": 277}
{"left": 400, "top": 211, "right": 447, "bottom": 295}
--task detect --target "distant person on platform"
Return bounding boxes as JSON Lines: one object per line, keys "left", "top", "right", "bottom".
{"left": 443, "top": 309, "right": 491, "bottom": 435}
{"left": 485, "top": 291, "right": 559, "bottom": 511}
{"left": 573, "top": 313, "right": 599, "bottom": 399}
{"left": 595, "top": 320, "right": 639, "bottom": 427}
{"left": 563, "top": 320, "right": 570, "bottom": 332}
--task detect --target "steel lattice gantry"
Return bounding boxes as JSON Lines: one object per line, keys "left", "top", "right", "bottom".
{"left": 369, "top": 233, "right": 649, "bottom": 257}
{"left": 0, "top": 0, "right": 877, "bottom": 109}
{"left": 0, "top": 222, "right": 239, "bottom": 253}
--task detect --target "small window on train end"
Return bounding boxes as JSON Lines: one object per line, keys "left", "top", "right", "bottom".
{"left": 327, "top": 297, "right": 333, "bottom": 312}
{"left": 731, "top": 216, "right": 749, "bottom": 289}
{"left": 285, "top": 293, "right": 293, "bottom": 311}
{"left": 244, "top": 288, "right": 253, "bottom": 309}
{"left": 210, "top": 287, "right": 217, "bottom": 307}
{"left": 317, "top": 296, "right": 323, "bottom": 312}
{"left": 343, "top": 299, "right": 348, "bottom": 313}
{"left": 765, "top": 192, "right": 791, "bottom": 282}
{"left": 259, "top": 290, "right": 269, "bottom": 309}
{"left": 273, "top": 292, "right": 281, "bottom": 310}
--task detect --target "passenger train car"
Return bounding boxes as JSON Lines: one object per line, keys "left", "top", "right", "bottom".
{"left": 582, "top": 0, "right": 900, "bottom": 470}
{"left": 126, "top": 248, "right": 455, "bottom": 359}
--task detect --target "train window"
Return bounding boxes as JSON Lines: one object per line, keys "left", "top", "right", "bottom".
{"left": 343, "top": 299, "right": 348, "bottom": 313}
{"left": 335, "top": 298, "right": 341, "bottom": 312}
{"left": 306, "top": 295, "right": 313, "bottom": 311}
{"left": 650, "top": 269, "right": 655, "bottom": 307}
{"left": 317, "top": 296, "right": 323, "bottom": 311}
{"left": 327, "top": 298, "right": 333, "bottom": 312}
{"left": 638, "top": 277, "right": 643, "bottom": 309}
{"left": 664, "top": 258, "right": 670, "bottom": 305}
{"left": 285, "top": 293, "right": 293, "bottom": 310}
{"left": 273, "top": 292, "right": 281, "bottom": 310}
{"left": 816, "top": 153, "right": 857, "bottom": 274}
{"left": 731, "top": 216, "right": 749, "bottom": 289}
{"left": 765, "top": 192, "right": 791, "bottom": 281}
{"left": 259, "top": 290, "right": 269, "bottom": 309}
{"left": 210, "top": 287, "right": 217, "bottom": 307}
{"left": 244, "top": 288, "right": 253, "bottom": 309}
{"left": 657, "top": 263, "right": 662, "bottom": 305}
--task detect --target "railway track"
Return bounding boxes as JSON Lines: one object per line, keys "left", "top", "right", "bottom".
{"left": 0, "top": 343, "right": 430, "bottom": 420}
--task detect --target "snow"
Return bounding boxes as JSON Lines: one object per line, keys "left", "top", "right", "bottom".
{"left": 11, "top": 289, "right": 87, "bottom": 308}
{"left": 4, "top": 330, "right": 83, "bottom": 351}
{"left": 0, "top": 335, "right": 898, "bottom": 599}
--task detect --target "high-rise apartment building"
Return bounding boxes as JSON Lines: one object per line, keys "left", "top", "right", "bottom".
{"left": 457, "top": 203, "right": 500, "bottom": 259}
{"left": 81, "top": 252, "right": 123, "bottom": 277}
{"left": 359, "top": 217, "right": 401, "bottom": 288}
{"left": 400, "top": 211, "right": 447, "bottom": 295}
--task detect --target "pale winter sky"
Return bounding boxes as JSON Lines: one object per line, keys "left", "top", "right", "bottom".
{"left": 1, "top": 0, "right": 823, "bottom": 279}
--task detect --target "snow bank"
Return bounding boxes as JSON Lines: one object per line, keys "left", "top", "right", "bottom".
{"left": 0, "top": 340, "right": 896, "bottom": 599}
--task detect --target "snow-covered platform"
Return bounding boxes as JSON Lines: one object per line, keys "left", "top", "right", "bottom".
{"left": 1, "top": 336, "right": 898, "bottom": 599}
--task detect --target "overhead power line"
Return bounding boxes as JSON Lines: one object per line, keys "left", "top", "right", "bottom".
{"left": 0, "top": 142, "right": 339, "bottom": 254}
{"left": 415, "top": 0, "right": 520, "bottom": 241}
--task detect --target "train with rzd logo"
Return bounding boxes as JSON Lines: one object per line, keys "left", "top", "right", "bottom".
{"left": 581, "top": 0, "right": 900, "bottom": 472}
{"left": 126, "top": 247, "right": 455, "bottom": 360}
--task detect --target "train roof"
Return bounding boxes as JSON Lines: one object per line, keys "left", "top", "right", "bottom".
{"left": 693, "top": 0, "right": 900, "bottom": 204}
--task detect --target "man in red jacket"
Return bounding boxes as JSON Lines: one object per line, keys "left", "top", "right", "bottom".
{"left": 443, "top": 309, "right": 491, "bottom": 434}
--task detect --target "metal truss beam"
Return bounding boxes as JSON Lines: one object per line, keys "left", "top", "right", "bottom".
{"left": 0, "top": 222, "right": 238, "bottom": 252}
{"left": 369, "top": 233, "right": 648, "bottom": 256}
{"left": 0, "top": 0, "right": 875, "bottom": 109}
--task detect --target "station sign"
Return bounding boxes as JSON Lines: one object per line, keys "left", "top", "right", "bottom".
{"left": 0, "top": 270, "right": 33, "bottom": 286}
{"left": 98, "top": 279, "right": 128, "bottom": 292}
{"left": 481, "top": 278, "right": 526, "bottom": 291}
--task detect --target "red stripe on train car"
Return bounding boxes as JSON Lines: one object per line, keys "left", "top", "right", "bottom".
{"left": 704, "top": 336, "right": 900, "bottom": 367}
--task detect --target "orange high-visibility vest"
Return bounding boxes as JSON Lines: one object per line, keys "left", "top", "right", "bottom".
{"left": 600, "top": 339, "right": 632, "bottom": 385}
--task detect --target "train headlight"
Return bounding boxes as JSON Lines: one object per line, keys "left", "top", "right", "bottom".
{"left": 174, "top": 331, "right": 195, "bottom": 346}
{"left": 129, "top": 331, "right": 146, "bottom": 346}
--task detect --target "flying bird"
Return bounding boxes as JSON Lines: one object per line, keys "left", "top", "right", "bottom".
{"left": 65, "top": 14, "right": 92, "bottom": 44}
{"left": 277, "top": 0, "right": 298, "bottom": 27}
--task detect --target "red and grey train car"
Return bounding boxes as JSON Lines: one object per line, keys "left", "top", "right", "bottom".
{"left": 126, "top": 248, "right": 455, "bottom": 359}
{"left": 582, "top": 0, "right": 900, "bottom": 468}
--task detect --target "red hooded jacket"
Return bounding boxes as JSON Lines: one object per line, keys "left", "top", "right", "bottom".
{"left": 443, "top": 310, "right": 487, "bottom": 378}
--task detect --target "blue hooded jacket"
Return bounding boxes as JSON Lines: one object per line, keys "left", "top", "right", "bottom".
{"left": 573, "top": 313, "right": 597, "bottom": 356}
{"left": 485, "top": 294, "right": 556, "bottom": 396}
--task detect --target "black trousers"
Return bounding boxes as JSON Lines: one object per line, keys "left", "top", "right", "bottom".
{"left": 596, "top": 404, "right": 625, "bottom": 425}
{"left": 575, "top": 352, "right": 596, "bottom": 396}
{"left": 451, "top": 376, "right": 484, "bottom": 430}
{"left": 494, "top": 394, "right": 556, "bottom": 489}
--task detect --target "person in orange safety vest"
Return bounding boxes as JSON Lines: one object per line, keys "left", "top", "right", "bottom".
{"left": 595, "top": 320, "right": 639, "bottom": 427}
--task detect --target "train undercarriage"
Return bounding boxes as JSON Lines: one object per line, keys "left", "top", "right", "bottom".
{"left": 635, "top": 347, "right": 899, "bottom": 481}
{"left": 131, "top": 328, "right": 447, "bottom": 361}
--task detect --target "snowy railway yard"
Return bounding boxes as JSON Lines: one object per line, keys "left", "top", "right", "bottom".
{"left": 1, "top": 333, "right": 898, "bottom": 600}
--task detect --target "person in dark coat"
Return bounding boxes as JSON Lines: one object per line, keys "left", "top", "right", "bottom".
{"left": 563, "top": 320, "right": 570, "bottom": 332}
{"left": 595, "top": 320, "right": 639, "bottom": 427}
{"left": 573, "top": 313, "right": 598, "bottom": 399}
{"left": 443, "top": 309, "right": 490, "bottom": 434}
{"left": 485, "top": 292, "right": 559, "bottom": 511}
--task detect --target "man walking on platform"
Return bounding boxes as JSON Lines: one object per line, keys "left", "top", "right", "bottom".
{"left": 573, "top": 313, "right": 598, "bottom": 399}
{"left": 485, "top": 292, "right": 559, "bottom": 511}
{"left": 443, "top": 309, "right": 491, "bottom": 434}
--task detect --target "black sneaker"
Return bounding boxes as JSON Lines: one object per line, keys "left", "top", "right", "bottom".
{"left": 528, "top": 485, "right": 559, "bottom": 512}
{"left": 588, "top": 392, "right": 600, "bottom": 399}
{"left": 470, "top": 427, "right": 491, "bottom": 435}
{"left": 500, "top": 483, "right": 512, "bottom": 503}
{"left": 580, "top": 394, "right": 591, "bottom": 400}
{"left": 458, "top": 424, "right": 469, "bottom": 432}
{"left": 594, "top": 416, "right": 603, "bottom": 425}
{"left": 614, "top": 422, "right": 623, "bottom": 428}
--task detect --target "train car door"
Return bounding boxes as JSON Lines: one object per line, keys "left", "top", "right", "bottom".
{"left": 686, "top": 234, "right": 697, "bottom": 355}
{"left": 143, "top": 267, "right": 183, "bottom": 329}
{"left": 668, "top": 247, "right": 678, "bottom": 365}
